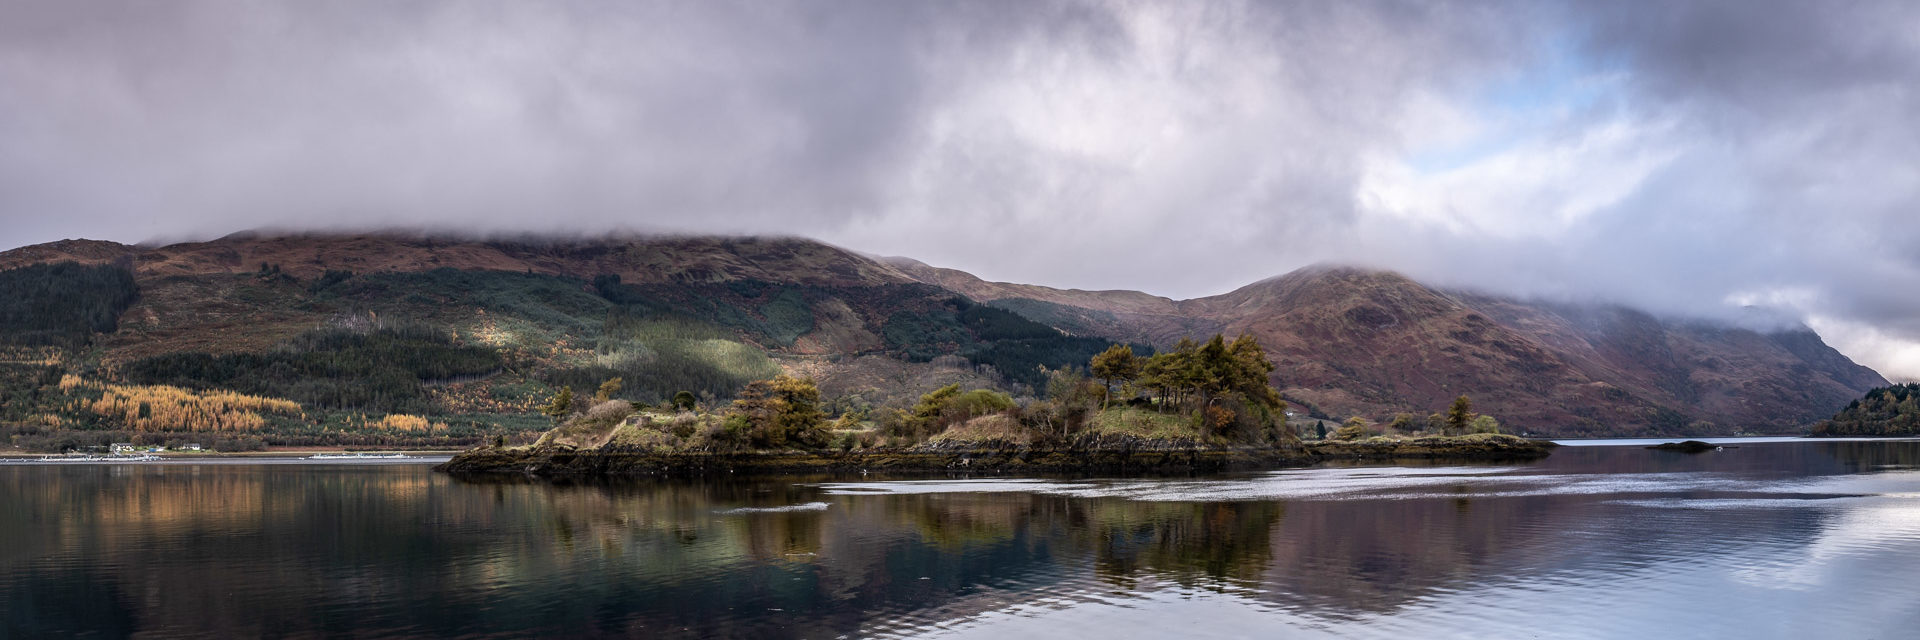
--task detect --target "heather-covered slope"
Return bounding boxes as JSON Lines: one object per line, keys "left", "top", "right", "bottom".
{"left": 899, "top": 264, "right": 1886, "bottom": 436}
{"left": 0, "top": 234, "right": 1113, "bottom": 450}
{"left": 0, "top": 233, "right": 919, "bottom": 286}
{"left": 0, "top": 232, "right": 1888, "bottom": 442}
{"left": 1213, "top": 268, "right": 1884, "bottom": 435}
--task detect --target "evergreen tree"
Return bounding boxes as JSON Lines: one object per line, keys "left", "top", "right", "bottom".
{"left": 1446, "top": 395, "right": 1474, "bottom": 436}
{"left": 1133, "top": 334, "right": 1281, "bottom": 414}
{"left": 1089, "top": 343, "right": 1141, "bottom": 408}
{"left": 672, "top": 390, "right": 698, "bottom": 412}
{"left": 542, "top": 387, "right": 575, "bottom": 423}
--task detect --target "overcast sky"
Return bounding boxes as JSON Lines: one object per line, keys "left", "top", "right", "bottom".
{"left": 3, "top": 0, "right": 1919, "bottom": 379}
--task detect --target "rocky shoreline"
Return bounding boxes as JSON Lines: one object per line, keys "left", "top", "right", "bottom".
{"left": 434, "top": 433, "right": 1556, "bottom": 477}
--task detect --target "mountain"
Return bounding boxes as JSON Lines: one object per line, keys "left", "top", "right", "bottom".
{"left": 0, "top": 232, "right": 1887, "bottom": 448}
{"left": 889, "top": 263, "right": 1886, "bottom": 437}
{"left": 0, "top": 233, "right": 1121, "bottom": 450}
{"left": 1204, "top": 267, "right": 1883, "bottom": 435}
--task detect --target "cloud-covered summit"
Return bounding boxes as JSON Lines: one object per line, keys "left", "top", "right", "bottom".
{"left": 3, "top": 0, "right": 1918, "bottom": 378}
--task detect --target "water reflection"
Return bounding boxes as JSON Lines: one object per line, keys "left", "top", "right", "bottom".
{"left": 5, "top": 441, "right": 1920, "bottom": 638}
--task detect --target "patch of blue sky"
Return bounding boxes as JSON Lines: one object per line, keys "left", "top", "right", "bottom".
{"left": 1405, "top": 35, "right": 1614, "bottom": 175}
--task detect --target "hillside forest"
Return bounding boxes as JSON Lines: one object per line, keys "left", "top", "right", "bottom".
{"left": 0, "top": 261, "right": 1124, "bottom": 452}
{"left": 1812, "top": 383, "right": 1920, "bottom": 436}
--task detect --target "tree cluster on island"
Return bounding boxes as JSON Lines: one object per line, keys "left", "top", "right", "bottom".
{"left": 1812, "top": 383, "right": 1920, "bottom": 436}
{"left": 1324, "top": 395, "right": 1503, "bottom": 441}
{"left": 528, "top": 333, "right": 1316, "bottom": 453}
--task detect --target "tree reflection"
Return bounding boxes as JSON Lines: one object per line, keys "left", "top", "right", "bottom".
{"left": 5, "top": 449, "right": 1875, "bottom": 638}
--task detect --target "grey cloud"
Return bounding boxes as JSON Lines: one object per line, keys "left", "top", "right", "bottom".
{"left": 1393, "top": 1, "right": 1920, "bottom": 339}
{"left": 3, "top": 0, "right": 1920, "bottom": 377}
{"left": 0, "top": 0, "right": 1519, "bottom": 286}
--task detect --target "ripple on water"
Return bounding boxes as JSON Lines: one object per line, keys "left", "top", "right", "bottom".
{"left": 816, "top": 467, "right": 1876, "bottom": 503}
{"left": 713, "top": 501, "right": 832, "bottom": 515}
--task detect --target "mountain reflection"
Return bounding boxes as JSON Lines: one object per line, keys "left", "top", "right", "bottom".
{"left": 9, "top": 443, "right": 1920, "bottom": 638}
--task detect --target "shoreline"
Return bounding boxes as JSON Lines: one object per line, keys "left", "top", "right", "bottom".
{"left": 0, "top": 450, "right": 457, "bottom": 463}
{"left": 0, "top": 446, "right": 467, "bottom": 459}
{"left": 436, "top": 434, "right": 1557, "bottom": 477}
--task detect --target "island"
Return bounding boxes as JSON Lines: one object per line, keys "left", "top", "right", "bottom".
{"left": 1646, "top": 440, "right": 1719, "bottom": 453}
{"left": 439, "top": 335, "right": 1555, "bottom": 477}
{"left": 1810, "top": 383, "right": 1920, "bottom": 437}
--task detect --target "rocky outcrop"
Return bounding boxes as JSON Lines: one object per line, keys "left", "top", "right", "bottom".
{"left": 1646, "top": 440, "right": 1719, "bottom": 453}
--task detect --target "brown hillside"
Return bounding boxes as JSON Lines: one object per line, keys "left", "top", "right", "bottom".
{"left": 891, "top": 261, "right": 1886, "bottom": 435}
{"left": 0, "top": 233, "right": 916, "bottom": 287}
{"left": 1199, "top": 268, "right": 1884, "bottom": 434}
{"left": 1, "top": 233, "right": 1886, "bottom": 435}
{"left": 1193, "top": 267, "right": 1661, "bottom": 433}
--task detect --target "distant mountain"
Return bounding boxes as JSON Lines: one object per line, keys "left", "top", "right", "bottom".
{"left": 0, "top": 232, "right": 1887, "bottom": 444}
{"left": 888, "top": 262, "right": 1885, "bottom": 437}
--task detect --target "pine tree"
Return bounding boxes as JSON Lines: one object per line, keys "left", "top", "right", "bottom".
{"left": 1089, "top": 344, "right": 1141, "bottom": 409}
{"left": 1446, "top": 395, "right": 1474, "bottom": 436}
{"left": 542, "top": 387, "right": 575, "bottom": 423}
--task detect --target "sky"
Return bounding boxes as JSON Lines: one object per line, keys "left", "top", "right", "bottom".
{"left": 2, "top": 0, "right": 1919, "bottom": 379}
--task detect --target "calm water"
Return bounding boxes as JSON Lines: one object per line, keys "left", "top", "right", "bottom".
{"left": 6, "top": 441, "right": 1920, "bottom": 638}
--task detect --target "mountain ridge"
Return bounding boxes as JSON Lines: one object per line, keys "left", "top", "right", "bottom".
{"left": 0, "top": 232, "right": 1887, "bottom": 437}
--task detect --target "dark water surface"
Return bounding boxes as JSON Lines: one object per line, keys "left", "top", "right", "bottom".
{"left": 7, "top": 441, "right": 1920, "bottom": 638}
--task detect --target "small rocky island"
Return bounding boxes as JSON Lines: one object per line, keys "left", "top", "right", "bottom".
{"left": 1646, "top": 440, "right": 1720, "bottom": 453}
{"left": 438, "top": 337, "right": 1554, "bottom": 478}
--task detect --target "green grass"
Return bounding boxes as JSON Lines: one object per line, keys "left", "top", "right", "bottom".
{"left": 552, "top": 315, "right": 782, "bottom": 404}
{"left": 1084, "top": 407, "right": 1199, "bottom": 440}
{"left": 324, "top": 269, "right": 609, "bottom": 336}
{"left": 605, "top": 424, "right": 682, "bottom": 450}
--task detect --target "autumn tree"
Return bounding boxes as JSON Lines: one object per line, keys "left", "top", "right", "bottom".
{"left": 1333, "top": 417, "right": 1369, "bottom": 441}
{"left": 727, "top": 375, "right": 828, "bottom": 449}
{"left": 1089, "top": 344, "right": 1142, "bottom": 408}
{"left": 595, "top": 377, "right": 624, "bottom": 403}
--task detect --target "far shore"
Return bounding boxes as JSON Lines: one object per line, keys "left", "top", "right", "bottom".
{"left": 0, "top": 447, "right": 462, "bottom": 459}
